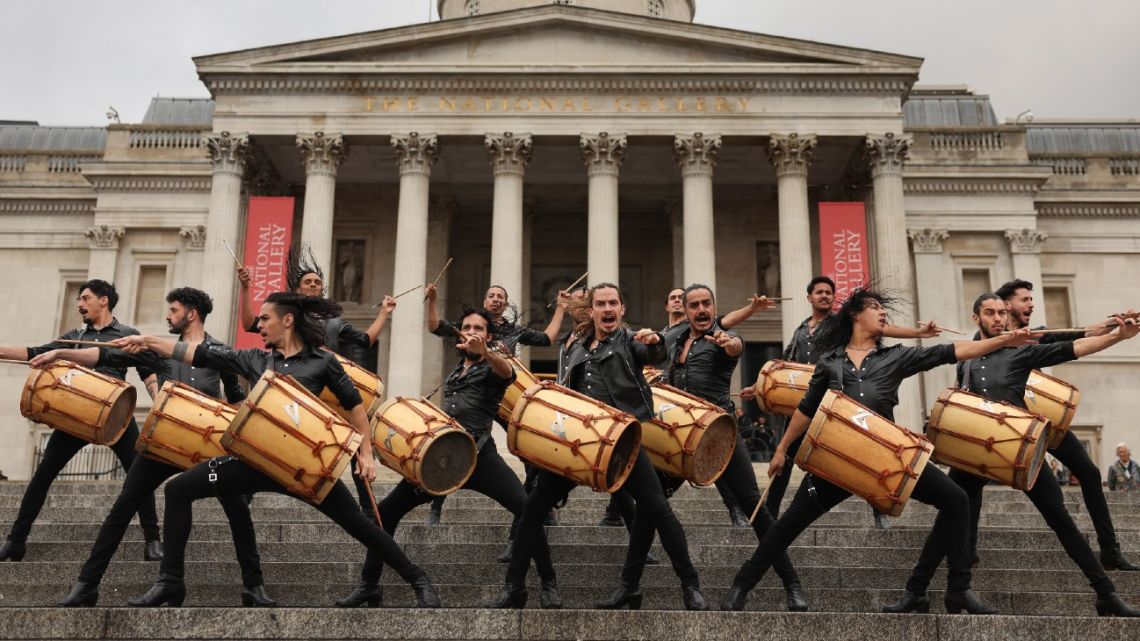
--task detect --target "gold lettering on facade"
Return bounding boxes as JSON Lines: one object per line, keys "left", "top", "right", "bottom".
{"left": 637, "top": 97, "right": 652, "bottom": 113}
{"left": 540, "top": 97, "right": 557, "bottom": 112}
{"left": 715, "top": 97, "right": 731, "bottom": 113}
{"left": 695, "top": 97, "right": 707, "bottom": 112}
{"left": 561, "top": 98, "right": 577, "bottom": 112}
{"left": 738, "top": 97, "right": 751, "bottom": 111}
{"left": 440, "top": 97, "right": 457, "bottom": 111}
{"left": 368, "top": 96, "right": 750, "bottom": 114}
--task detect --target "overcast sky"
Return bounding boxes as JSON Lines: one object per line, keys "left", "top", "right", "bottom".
{"left": 2, "top": 0, "right": 1137, "bottom": 126}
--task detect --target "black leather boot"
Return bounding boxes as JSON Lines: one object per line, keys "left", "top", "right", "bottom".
{"left": 128, "top": 576, "right": 186, "bottom": 607}
{"left": 720, "top": 585, "right": 748, "bottom": 611}
{"left": 143, "top": 540, "right": 164, "bottom": 562}
{"left": 1096, "top": 593, "right": 1140, "bottom": 617}
{"left": 496, "top": 540, "right": 514, "bottom": 563}
{"left": 682, "top": 585, "right": 709, "bottom": 611}
{"left": 58, "top": 581, "right": 99, "bottom": 607}
{"left": 0, "top": 540, "right": 26, "bottom": 562}
{"left": 425, "top": 508, "right": 441, "bottom": 525}
{"left": 785, "top": 583, "right": 809, "bottom": 612}
{"left": 335, "top": 582, "right": 381, "bottom": 608}
{"left": 540, "top": 579, "right": 562, "bottom": 609}
{"left": 1101, "top": 545, "right": 1140, "bottom": 571}
{"left": 598, "top": 509, "right": 624, "bottom": 527}
{"left": 729, "top": 506, "right": 750, "bottom": 528}
{"left": 486, "top": 586, "right": 527, "bottom": 609}
{"left": 882, "top": 591, "right": 929, "bottom": 613}
{"left": 412, "top": 576, "right": 441, "bottom": 608}
{"left": 240, "top": 584, "right": 278, "bottom": 607}
{"left": 596, "top": 584, "right": 643, "bottom": 610}
{"left": 645, "top": 550, "right": 660, "bottom": 565}
{"left": 944, "top": 589, "right": 997, "bottom": 615}
{"left": 543, "top": 510, "right": 559, "bottom": 526}
{"left": 873, "top": 512, "right": 891, "bottom": 530}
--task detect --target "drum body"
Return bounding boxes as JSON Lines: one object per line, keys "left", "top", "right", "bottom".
{"left": 20, "top": 360, "right": 136, "bottom": 445}
{"left": 1024, "top": 369, "right": 1079, "bottom": 449}
{"left": 641, "top": 366, "right": 666, "bottom": 386}
{"left": 508, "top": 381, "right": 641, "bottom": 493}
{"left": 497, "top": 355, "right": 541, "bottom": 425}
{"left": 795, "top": 390, "right": 932, "bottom": 517}
{"left": 319, "top": 353, "right": 385, "bottom": 420}
{"left": 642, "top": 384, "right": 737, "bottom": 486}
{"left": 370, "top": 397, "right": 477, "bottom": 496}
{"left": 139, "top": 382, "right": 233, "bottom": 470}
{"left": 927, "top": 388, "right": 1050, "bottom": 490}
{"left": 223, "top": 372, "right": 361, "bottom": 504}
{"left": 755, "top": 360, "right": 815, "bottom": 416}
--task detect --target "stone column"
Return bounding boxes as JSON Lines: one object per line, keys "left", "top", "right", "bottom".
{"left": 674, "top": 133, "right": 722, "bottom": 291}
{"left": 201, "top": 132, "right": 249, "bottom": 344}
{"left": 178, "top": 225, "right": 207, "bottom": 288}
{"left": 1005, "top": 228, "right": 1049, "bottom": 327}
{"left": 388, "top": 133, "right": 439, "bottom": 397}
{"left": 666, "top": 200, "right": 683, "bottom": 287}
{"left": 909, "top": 228, "right": 954, "bottom": 406}
{"left": 297, "top": 132, "right": 347, "bottom": 283}
{"left": 768, "top": 133, "right": 817, "bottom": 339}
{"left": 486, "top": 133, "right": 533, "bottom": 304}
{"left": 581, "top": 133, "right": 627, "bottom": 285}
{"left": 84, "top": 225, "right": 125, "bottom": 282}
{"left": 866, "top": 133, "right": 923, "bottom": 429}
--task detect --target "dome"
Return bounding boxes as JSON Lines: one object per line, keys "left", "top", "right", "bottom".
{"left": 438, "top": 0, "right": 695, "bottom": 22}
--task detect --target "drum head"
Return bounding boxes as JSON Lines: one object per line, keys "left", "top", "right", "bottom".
{"left": 101, "top": 385, "right": 137, "bottom": 446}
{"left": 689, "top": 414, "right": 738, "bottom": 486}
{"left": 420, "top": 431, "right": 477, "bottom": 495}
{"left": 606, "top": 421, "right": 642, "bottom": 491}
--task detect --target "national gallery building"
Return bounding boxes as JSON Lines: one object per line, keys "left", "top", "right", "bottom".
{"left": 1, "top": 0, "right": 1137, "bottom": 479}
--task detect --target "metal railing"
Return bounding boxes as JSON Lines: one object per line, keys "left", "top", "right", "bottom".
{"left": 32, "top": 443, "right": 125, "bottom": 480}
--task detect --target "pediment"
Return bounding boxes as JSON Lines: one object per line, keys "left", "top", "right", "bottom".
{"left": 195, "top": 5, "right": 921, "bottom": 73}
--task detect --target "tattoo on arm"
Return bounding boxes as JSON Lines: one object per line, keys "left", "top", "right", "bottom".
{"left": 172, "top": 341, "right": 189, "bottom": 363}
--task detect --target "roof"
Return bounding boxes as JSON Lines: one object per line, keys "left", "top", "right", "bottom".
{"left": 1026, "top": 125, "right": 1140, "bottom": 155}
{"left": 0, "top": 126, "right": 106, "bottom": 151}
{"left": 141, "top": 98, "right": 214, "bottom": 125}
{"left": 904, "top": 88, "right": 998, "bottom": 127}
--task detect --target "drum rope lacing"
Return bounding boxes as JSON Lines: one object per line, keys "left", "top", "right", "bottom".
{"left": 757, "top": 361, "right": 815, "bottom": 415}
{"left": 929, "top": 396, "right": 1044, "bottom": 475}
{"left": 27, "top": 363, "right": 121, "bottom": 437}
{"left": 642, "top": 383, "right": 729, "bottom": 485}
{"left": 140, "top": 385, "right": 231, "bottom": 467}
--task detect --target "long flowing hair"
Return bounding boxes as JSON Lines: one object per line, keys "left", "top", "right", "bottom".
{"left": 815, "top": 285, "right": 902, "bottom": 352}
{"left": 286, "top": 243, "right": 324, "bottom": 293}
{"left": 264, "top": 292, "right": 341, "bottom": 348}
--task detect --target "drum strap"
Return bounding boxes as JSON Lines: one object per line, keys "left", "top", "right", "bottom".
{"left": 473, "top": 430, "right": 492, "bottom": 451}
{"left": 828, "top": 358, "right": 844, "bottom": 392}
{"left": 960, "top": 360, "right": 972, "bottom": 390}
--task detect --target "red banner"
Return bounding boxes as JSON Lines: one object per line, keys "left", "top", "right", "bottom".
{"left": 818, "top": 202, "right": 870, "bottom": 302}
{"left": 235, "top": 197, "right": 294, "bottom": 348}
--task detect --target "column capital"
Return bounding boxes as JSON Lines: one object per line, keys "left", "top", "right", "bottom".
{"left": 297, "top": 132, "right": 347, "bottom": 177}
{"left": 1005, "top": 228, "right": 1048, "bottom": 253}
{"left": 865, "top": 132, "right": 912, "bottom": 176}
{"left": 486, "top": 132, "right": 533, "bottom": 176}
{"left": 580, "top": 132, "right": 627, "bottom": 176}
{"left": 84, "top": 224, "right": 125, "bottom": 250}
{"left": 204, "top": 131, "right": 250, "bottom": 176}
{"left": 767, "top": 133, "right": 817, "bottom": 177}
{"left": 179, "top": 225, "right": 207, "bottom": 251}
{"left": 908, "top": 228, "right": 949, "bottom": 254}
{"left": 674, "top": 133, "right": 721, "bottom": 176}
{"left": 391, "top": 132, "right": 439, "bottom": 177}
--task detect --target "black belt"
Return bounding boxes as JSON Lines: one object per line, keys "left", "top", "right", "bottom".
{"left": 207, "top": 456, "right": 236, "bottom": 495}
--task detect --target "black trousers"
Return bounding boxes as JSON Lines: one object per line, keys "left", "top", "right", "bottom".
{"left": 969, "top": 430, "right": 1119, "bottom": 554}
{"left": 623, "top": 435, "right": 802, "bottom": 589}
{"left": 7, "top": 421, "right": 159, "bottom": 543}
{"left": 429, "top": 462, "right": 538, "bottom": 522}
{"left": 604, "top": 470, "right": 740, "bottom": 519}
{"left": 764, "top": 433, "right": 803, "bottom": 518}
{"left": 158, "top": 458, "right": 427, "bottom": 587}
{"left": 506, "top": 449, "right": 700, "bottom": 590}
{"left": 904, "top": 466, "right": 1115, "bottom": 598}
{"left": 353, "top": 441, "right": 555, "bottom": 584}
{"left": 732, "top": 465, "right": 973, "bottom": 593}
{"left": 77, "top": 455, "right": 264, "bottom": 588}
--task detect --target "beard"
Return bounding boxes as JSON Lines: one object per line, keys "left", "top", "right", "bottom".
{"left": 167, "top": 319, "right": 189, "bottom": 335}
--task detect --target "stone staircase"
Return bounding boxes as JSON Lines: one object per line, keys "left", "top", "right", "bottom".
{"left": 0, "top": 467, "right": 1138, "bottom": 640}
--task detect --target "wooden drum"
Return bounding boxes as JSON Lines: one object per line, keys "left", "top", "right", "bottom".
{"left": 927, "top": 388, "right": 1050, "bottom": 490}
{"left": 319, "top": 353, "right": 385, "bottom": 420}
{"left": 138, "top": 381, "right": 233, "bottom": 470}
{"left": 795, "top": 390, "right": 933, "bottom": 517}
{"left": 20, "top": 360, "right": 136, "bottom": 445}
{"left": 508, "top": 381, "right": 641, "bottom": 493}
{"left": 755, "top": 360, "right": 815, "bottom": 416}
{"left": 370, "top": 397, "right": 477, "bottom": 496}
{"left": 222, "top": 372, "right": 361, "bottom": 504}
{"left": 1024, "top": 369, "right": 1080, "bottom": 449}
{"left": 642, "top": 384, "right": 737, "bottom": 486}
{"left": 497, "top": 354, "right": 541, "bottom": 425}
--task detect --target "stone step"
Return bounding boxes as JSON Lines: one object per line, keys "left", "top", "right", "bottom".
{"left": 0, "top": 608, "right": 1134, "bottom": 641}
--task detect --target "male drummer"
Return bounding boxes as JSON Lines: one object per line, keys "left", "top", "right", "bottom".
{"left": 492, "top": 283, "right": 709, "bottom": 611}
{"left": 336, "top": 308, "right": 562, "bottom": 609}
{"left": 721, "top": 286, "right": 1037, "bottom": 613}
{"left": 31, "top": 287, "right": 275, "bottom": 607}
{"left": 884, "top": 293, "right": 1140, "bottom": 617}
{"left": 0, "top": 280, "right": 163, "bottom": 564}
{"left": 605, "top": 283, "right": 809, "bottom": 611}
{"left": 990, "top": 278, "right": 1139, "bottom": 571}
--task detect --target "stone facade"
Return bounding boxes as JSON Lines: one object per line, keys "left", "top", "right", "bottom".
{"left": 0, "top": 3, "right": 1137, "bottom": 479}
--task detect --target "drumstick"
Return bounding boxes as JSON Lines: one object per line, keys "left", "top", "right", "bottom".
{"left": 748, "top": 483, "right": 772, "bottom": 525}
{"left": 56, "top": 339, "right": 108, "bottom": 347}
{"left": 361, "top": 479, "right": 385, "bottom": 530}
{"left": 0, "top": 358, "right": 31, "bottom": 365}
{"left": 547, "top": 271, "right": 589, "bottom": 309}
{"left": 221, "top": 239, "right": 243, "bottom": 271}
{"left": 919, "top": 323, "right": 965, "bottom": 336}
{"left": 746, "top": 297, "right": 794, "bottom": 302}
{"left": 423, "top": 258, "right": 454, "bottom": 300}
{"left": 1005, "top": 327, "right": 1089, "bottom": 335}
{"left": 373, "top": 284, "right": 423, "bottom": 307}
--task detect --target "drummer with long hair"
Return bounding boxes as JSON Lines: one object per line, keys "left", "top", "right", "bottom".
{"left": 105, "top": 292, "right": 441, "bottom": 609}
{"left": 721, "top": 286, "right": 1036, "bottom": 614}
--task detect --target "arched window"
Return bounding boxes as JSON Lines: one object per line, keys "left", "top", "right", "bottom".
{"left": 647, "top": 0, "right": 664, "bottom": 17}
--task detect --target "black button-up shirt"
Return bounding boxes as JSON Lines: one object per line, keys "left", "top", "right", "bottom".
{"left": 433, "top": 317, "right": 551, "bottom": 353}
{"left": 30, "top": 318, "right": 157, "bottom": 382}
{"left": 567, "top": 335, "right": 620, "bottom": 408}
{"left": 798, "top": 343, "right": 958, "bottom": 422}
{"left": 667, "top": 321, "right": 739, "bottom": 412}
{"left": 1033, "top": 325, "right": 1085, "bottom": 345}
{"left": 442, "top": 359, "right": 515, "bottom": 436}
{"left": 956, "top": 341, "right": 1077, "bottom": 409}
{"left": 169, "top": 335, "right": 246, "bottom": 403}
{"left": 192, "top": 343, "right": 361, "bottom": 410}
{"left": 783, "top": 314, "right": 835, "bottom": 365}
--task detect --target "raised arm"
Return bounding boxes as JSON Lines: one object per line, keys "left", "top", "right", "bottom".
{"left": 954, "top": 328, "right": 1037, "bottom": 361}
{"left": 541, "top": 291, "right": 570, "bottom": 345}
{"left": 720, "top": 295, "right": 777, "bottom": 330}
{"left": 238, "top": 267, "right": 258, "bottom": 334}
{"left": 27, "top": 347, "right": 101, "bottom": 368}
{"left": 425, "top": 283, "right": 442, "bottom": 333}
{"left": 1074, "top": 316, "right": 1139, "bottom": 357}
{"left": 109, "top": 335, "right": 195, "bottom": 363}
{"left": 363, "top": 296, "right": 396, "bottom": 346}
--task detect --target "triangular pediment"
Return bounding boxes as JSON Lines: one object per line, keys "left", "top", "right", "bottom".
{"left": 195, "top": 5, "right": 921, "bottom": 73}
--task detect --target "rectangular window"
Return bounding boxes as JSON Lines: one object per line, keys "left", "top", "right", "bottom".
{"left": 960, "top": 268, "right": 991, "bottom": 326}
{"left": 134, "top": 266, "right": 168, "bottom": 327}
{"left": 1043, "top": 286, "right": 1073, "bottom": 328}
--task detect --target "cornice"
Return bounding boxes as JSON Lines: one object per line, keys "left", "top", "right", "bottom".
{"left": 0, "top": 200, "right": 95, "bottom": 214}
{"left": 1037, "top": 203, "right": 1140, "bottom": 218}
{"left": 904, "top": 179, "right": 1042, "bottom": 195}
{"left": 85, "top": 175, "right": 213, "bottom": 193}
